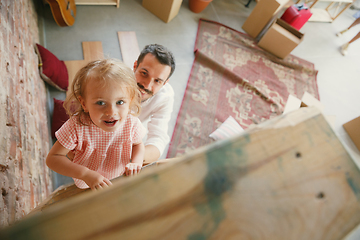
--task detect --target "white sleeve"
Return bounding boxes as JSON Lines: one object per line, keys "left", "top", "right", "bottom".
{"left": 144, "top": 88, "right": 174, "bottom": 156}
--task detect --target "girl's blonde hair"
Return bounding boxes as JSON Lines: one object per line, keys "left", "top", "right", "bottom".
{"left": 64, "top": 58, "right": 141, "bottom": 125}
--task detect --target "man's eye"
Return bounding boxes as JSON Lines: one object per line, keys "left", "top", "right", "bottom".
{"left": 96, "top": 101, "right": 105, "bottom": 106}
{"left": 117, "top": 100, "right": 125, "bottom": 105}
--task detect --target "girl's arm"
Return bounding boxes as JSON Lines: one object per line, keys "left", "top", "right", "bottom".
{"left": 125, "top": 141, "right": 145, "bottom": 176}
{"left": 46, "top": 141, "right": 112, "bottom": 189}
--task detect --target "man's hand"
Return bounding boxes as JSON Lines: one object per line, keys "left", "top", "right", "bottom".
{"left": 82, "top": 169, "right": 112, "bottom": 190}
{"left": 125, "top": 163, "right": 142, "bottom": 176}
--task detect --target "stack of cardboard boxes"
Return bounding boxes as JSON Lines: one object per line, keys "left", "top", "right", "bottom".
{"left": 242, "top": 0, "right": 304, "bottom": 59}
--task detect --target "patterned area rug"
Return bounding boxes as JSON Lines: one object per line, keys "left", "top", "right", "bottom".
{"left": 167, "top": 19, "right": 319, "bottom": 158}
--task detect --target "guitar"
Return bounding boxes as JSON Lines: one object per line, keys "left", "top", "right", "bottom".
{"left": 46, "top": 0, "right": 76, "bottom": 27}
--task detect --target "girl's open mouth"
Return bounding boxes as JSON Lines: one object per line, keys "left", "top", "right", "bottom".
{"left": 104, "top": 120, "right": 118, "bottom": 126}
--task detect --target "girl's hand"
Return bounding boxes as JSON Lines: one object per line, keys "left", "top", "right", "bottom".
{"left": 125, "top": 163, "right": 142, "bottom": 176}
{"left": 82, "top": 169, "right": 112, "bottom": 190}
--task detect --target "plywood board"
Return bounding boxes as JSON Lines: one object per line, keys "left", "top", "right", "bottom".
{"left": 1, "top": 107, "right": 360, "bottom": 240}
{"left": 64, "top": 41, "right": 104, "bottom": 96}
{"left": 117, "top": 31, "right": 140, "bottom": 68}
{"left": 28, "top": 159, "right": 177, "bottom": 214}
{"left": 64, "top": 60, "right": 89, "bottom": 95}
{"left": 82, "top": 41, "right": 104, "bottom": 61}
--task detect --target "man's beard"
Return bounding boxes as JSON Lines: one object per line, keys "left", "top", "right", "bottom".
{"left": 138, "top": 83, "right": 154, "bottom": 102}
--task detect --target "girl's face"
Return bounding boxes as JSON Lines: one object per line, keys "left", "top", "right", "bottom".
{"left": 79, "top": 78, "right": 132, "bottom": 132}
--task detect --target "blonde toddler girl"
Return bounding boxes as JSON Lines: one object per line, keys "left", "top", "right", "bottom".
{"left": 46, "top": 59, "right": 145, "bottom": 190}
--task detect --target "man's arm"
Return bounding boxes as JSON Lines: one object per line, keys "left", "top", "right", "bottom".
{"left": 144, "top": 145, "right": 161, "bottom": 163}
{"left": 143, "top": 107, "right": 170, "bottom": 163}
{"left": 141, "top": 84, "right": 174, "bottom": 163}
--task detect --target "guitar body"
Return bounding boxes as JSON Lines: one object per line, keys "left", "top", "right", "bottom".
{"left": 47, "top": 0, "right": 76, "bottom": 27}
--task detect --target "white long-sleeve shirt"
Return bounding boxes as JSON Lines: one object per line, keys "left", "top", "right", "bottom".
{"left": 138, "top": 83, "right": 174, "bottom": 156}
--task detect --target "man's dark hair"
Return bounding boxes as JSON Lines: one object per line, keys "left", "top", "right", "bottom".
{"left": 137, "top": 44, "right": 176, "bottom": 80}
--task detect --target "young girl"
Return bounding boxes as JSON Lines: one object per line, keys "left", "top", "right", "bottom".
{"left": 46, "top": 59, "right": 145, "bottom": 190}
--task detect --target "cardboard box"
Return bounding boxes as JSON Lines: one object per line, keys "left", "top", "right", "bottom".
{"left": 142, "top": 0, "right": 183, "bottom": 23}
{"left": 258, "top": 18, "right": 304, "bottom": 59}
{"left": 343, "top": 116, "right": 360, "bottom": 152}
{"left": 242, "top": 0, "right": 291, "bottom": 38}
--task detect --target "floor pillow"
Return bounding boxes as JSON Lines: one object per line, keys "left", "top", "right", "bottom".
{"left": 35, "top": 43, "right": 68, "bottom": 91}
{"left": 51, "top": 98, "right": 69, "bottom": 138}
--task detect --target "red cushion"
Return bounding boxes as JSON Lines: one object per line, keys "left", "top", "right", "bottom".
{"left": 51, "top": 98, "right": 69, "bottom": 138}
{"left": 35, "top": 44, "right": 69, "bottom": 91}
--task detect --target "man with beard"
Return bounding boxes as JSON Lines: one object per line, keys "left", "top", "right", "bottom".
{"left": 133, "top": 44, "right": 176, "bottom": 163}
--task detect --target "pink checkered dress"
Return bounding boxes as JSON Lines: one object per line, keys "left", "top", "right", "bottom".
{"left": 55, "top": 114, "right": 145, "bottom": 189}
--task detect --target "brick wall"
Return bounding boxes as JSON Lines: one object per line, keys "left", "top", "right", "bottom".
{"left": 0, "top": 0, "right": 52, "bottom": 227}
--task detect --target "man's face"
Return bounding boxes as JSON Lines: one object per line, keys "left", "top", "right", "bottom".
{"left": 133, "top": 53, "right": 171, "bottom": 102}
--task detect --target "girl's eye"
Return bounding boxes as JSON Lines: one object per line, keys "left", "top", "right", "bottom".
{"left": 117, "top": 100, "right": 125, "bottom": 105}
{"left": 96, "top": 101, "right": 105, "bottom": 106}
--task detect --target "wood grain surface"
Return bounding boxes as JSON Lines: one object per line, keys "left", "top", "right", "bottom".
{"left": 1, "top": 107, "right": 360, "bottom": 240}
{"left": 117, "top": 31, "right": 140, "bottom": 68}
{"left": 64, "top": 41, "right": 104, "bottom": 96}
